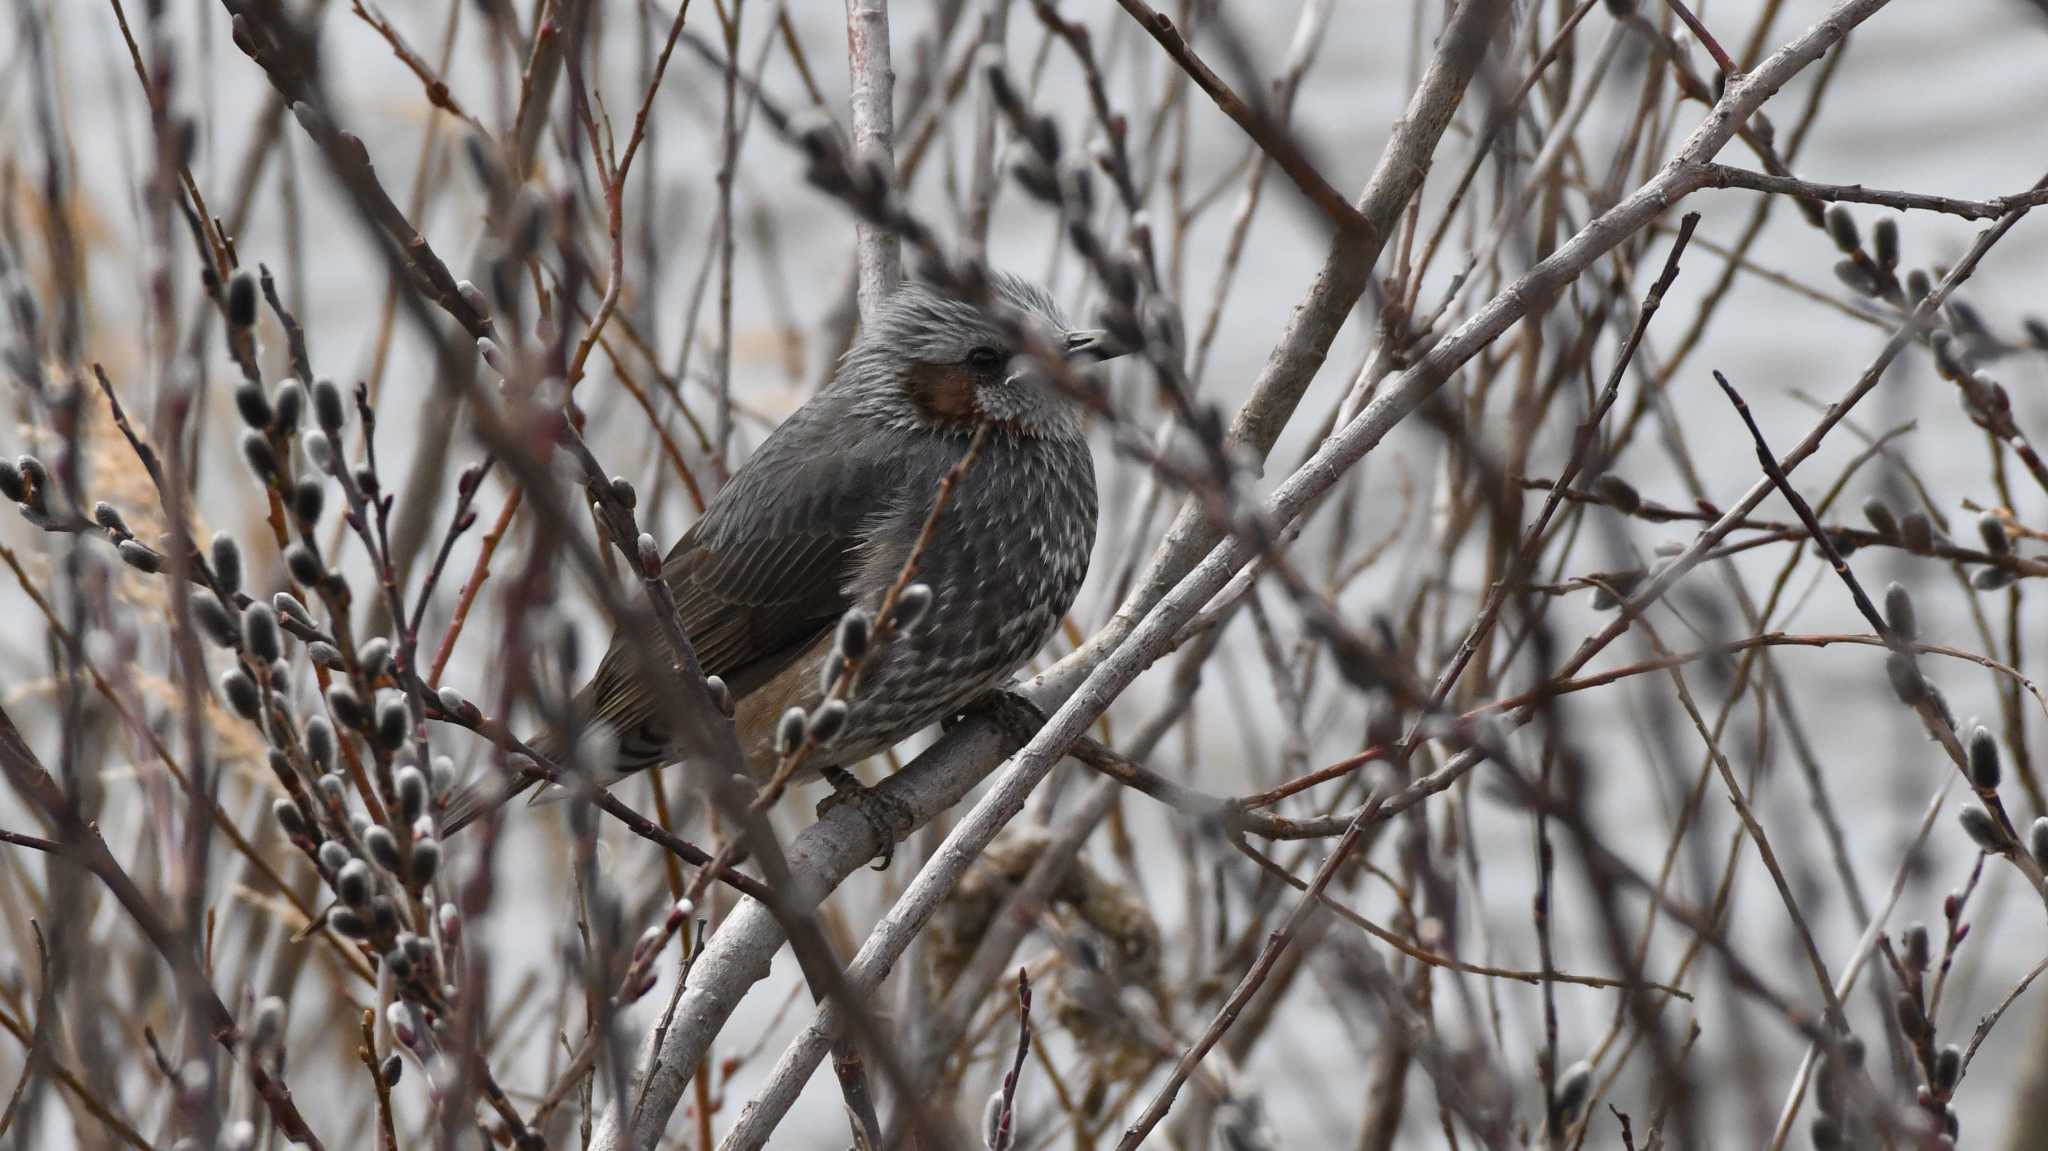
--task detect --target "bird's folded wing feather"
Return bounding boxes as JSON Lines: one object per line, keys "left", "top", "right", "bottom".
{"left": 577, "top": 417, "right": 903, "bottom": 752}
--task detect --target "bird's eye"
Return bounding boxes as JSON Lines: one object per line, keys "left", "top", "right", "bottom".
{"left": 965, "top": 346, "right": 1003, "bottom": 370}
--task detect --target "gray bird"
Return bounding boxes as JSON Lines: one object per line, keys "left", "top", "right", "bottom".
{"left": 442, "top": 272, "right": 1119, "bottom": 839}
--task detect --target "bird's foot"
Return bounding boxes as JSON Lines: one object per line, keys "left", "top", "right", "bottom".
{"left": 816, "top": 766, "right": 914, "bottom": 870}
{"left": 961, "top": 689, "right": 1047, "bottom": 750}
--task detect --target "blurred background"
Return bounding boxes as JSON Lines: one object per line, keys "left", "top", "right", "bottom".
{"left": 7, "top": 0, "right": 2048, "bottom": 1147}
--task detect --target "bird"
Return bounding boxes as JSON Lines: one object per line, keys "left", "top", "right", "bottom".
{"left": 440, "top": 271, "right": 1122, "bottom": 845}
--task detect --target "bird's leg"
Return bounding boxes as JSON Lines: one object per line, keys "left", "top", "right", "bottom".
{"left": 816, "top": 765, "right": 915, "bottom": 870}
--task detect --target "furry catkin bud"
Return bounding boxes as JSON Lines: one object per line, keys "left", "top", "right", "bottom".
{"left": 319, "top": 775, "right": 347, "bottom": 806}
{"left": 285, "top": 542, "right": 323, "bottom": 588}
{"left": 1958, "top": 804, "right": 2003, "bottom": 852}
{"left": 226, "top": 270, "right": 259, "bottom": 328}
{"left": 1885, "top": 653, "right": 1925, "bottom": 705}
{"left": 382, "top": 1001, "right": 414, "bottom": 1046}
{"left": 117, "top": 539, "right": 162, "bottom": 572}
{"left": 1899, "top": 512, "right": 1933, "bottom": 552}
{"left": 312, "top": 377, "right": 346, "bottom": 432}
{"left": 1973, "top": 566, "right": 2016, "bottom": 591}
{"left": 808, "top": 699, "right": 848, "bottom": 746}
{"left": 336, "top": 859, "right": 373, "bottom": 908}
{"left": 1592, "top": 474, "right": 1642, "bottom": 515}
{"left": 635, "top": 924, "right": 666, "bottom": 963}
{"left": 242, "top": 429, "right": 278, "bottom": 479}
{"left": 206, "top": 533, "right": 243, "bottom": 597}
{"left": 895, "top": 582, "right": 934, "bottom": 628}
{"left": 0, "top": 459, "right": 23, "bottom": 503}
{"left": 610, "top": 476, "right": 636, "bottom": 509}
{"left": 243, "top": 602, "right": 282, "bottom": 664}
{"left": 399, "top": 931, "right": 429, "bottom": 964}
{"left": 818, "top": 651, "right": 847, "bottom": 696}
{"left": 1883, "top": 583, "right": 1917, "bottom": 641}
{"left": 776, "top": 707, "right": 808, "bottom": 757}
{"left": 365, "top": 826, "right": 402, "bottom": 873}
{"left": 1826, "top": 206, "right": 1860, "bottom": 252}
{"left": 1935, "top": 1045, "right": 1962, "bottom": 1093}
{"left": 457, "top": 279, "right": 488, "bottom": 318}
{"left": 1552, "top": 1060, "right": 1594, "bottom": 1130}
{"left": 837, "top": 608, "right": 871, "bottom": 661}
{"left": 293, "top": 478, "right": 325, "bottom": 524}
{"left": 359, "top": 637, "right": 392, "bottom": 680}
{"left": 1968, "top": 726, "right": 2001, "bottom": 790}
{"left": 1903, "top": 923, "right": 1931, "bottom": 971}
{"left": 411, "top": 837, "right": 441, "bottom": 885}
{"left": 273, "top": 798, "right": 308, "bottom": 837}
{"left": 329, "top": 907, "right": 369, "bottom": 939}
{"left": 193, "top": 597, "right": 238, "bottom": 647}
{"left": 1930, "top": 329, "right": 1962, "bottom": 377}
{"left": 234, "top": 379, "right": 274, "bottom": 429}
{"left": 477, "top": 337, "right": 509, "bottom": 377}
{"left": 376, "top": 694, "right": 411, "bottom": 749}
{"left": 380, "top": 1053, "right": 403, "bottom": 1086}
{"left": 1052, "top": 156, "right": 1096, "bottom": 221}
{"left": 1029, "top": 114, "right": 1061, "bottom": 160}
{"left": 435, "top": 685, "right": 472, "bottom": 721}
{"left": 1905, "top": 268, "right": 1932, "bottom": 307}
{"left": 221, "top": 668, "right": 262, "bottom": 720}
{"left": 369, "top": 894, "right": 398, "bottom": 935}
{"left": 1895, "top": 991, "right": 1925, "bottom": 1040}
{"left": 1862, "top": 498, "right": 1899, "bottom": 539}
{"left": 1834, "top": 259, "right": 1879, "bottom": 298}
{"left": 93, "top": 501, "right": 130, "bottom": 536}
{"left": 636, "top": 532, "right": 661, "bottom": 577}
{"left": 308, "top": 641, "right": 344, "bottom": 669}
{"left": 1978, "top": 512, "right": 2010, "bottom": 556}
{"left": 14, "top": 455, "right": 45, "bottom": 500}
{"left": 318, "top": 840, "right": 351, "bottom": 873}
{"left": 397, "top": 767, "right": 428, "bottom": 822}
{"left": 327, "top": 683, "right": 366, "bottom": 729}
{"left": 429, "top": 756, "right": 455, "bottom": 797}
{"left": 1927, "top": 684, "right": 1956, "bottom": 732}
{"left": 273, "top": 380, "right": 305, "bottom": 432}
{"left": 2030, "top": 818, "right": 2048, "bottom": 870}
{"left": 982, "top": 1091, "right": 1007, "bottom": 1151}
{"left": 301, "top": 429, "right": 336, "bottom": 474}
{"left": 1950, "top": 298, "right": 1986, "bottom": 335}
{"left": 704, "top": 675, "right": 733, "bottom": 718}
{"left": 251, "top": 997, "right": 287, "bottom": 1053}
{"left": 1873, "top": 217, "right": 1900, "bottom": 270}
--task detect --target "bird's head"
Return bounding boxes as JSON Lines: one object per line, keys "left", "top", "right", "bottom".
{"left": 839, "top": 270, "right": 1123, "bottom": 439}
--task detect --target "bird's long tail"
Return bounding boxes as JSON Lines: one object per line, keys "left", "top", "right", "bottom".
{"left": 434, "top": 727, "right": 561, "bottom": 836}
{"left": 436, "top": 640, "right": 682, "bottom": 836}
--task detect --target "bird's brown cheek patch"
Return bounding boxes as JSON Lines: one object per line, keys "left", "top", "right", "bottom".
{"left": 904, "top": 362, "right": 982, "bottom": 423}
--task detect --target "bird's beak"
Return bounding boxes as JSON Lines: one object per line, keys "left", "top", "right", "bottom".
{"left": 1063, "top": 329, "right": 1129, "bottom": 364}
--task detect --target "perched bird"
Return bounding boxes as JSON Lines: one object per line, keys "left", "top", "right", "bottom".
{"left": 442, "top": 271, "right": 1120, "bottom": 839}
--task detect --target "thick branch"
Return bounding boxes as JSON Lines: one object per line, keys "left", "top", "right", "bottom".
{"left": 845, "top": 0, "right": 901, "bottom": 319}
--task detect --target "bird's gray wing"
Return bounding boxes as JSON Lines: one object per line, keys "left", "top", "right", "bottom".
{"left": 576, "top": 412, "right": 902, "bottom": 769}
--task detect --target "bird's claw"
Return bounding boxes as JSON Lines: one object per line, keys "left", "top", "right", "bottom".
{"left": 965, "top": 689, "right": 1047, "bottom": 749}
{"left": 816, "top": 766, "right": 914, "bottom": 870}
